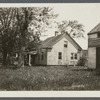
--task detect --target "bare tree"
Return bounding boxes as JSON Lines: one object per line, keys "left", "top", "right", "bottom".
{"left": 57, "top": 20, "right": 85, "bottom": 38}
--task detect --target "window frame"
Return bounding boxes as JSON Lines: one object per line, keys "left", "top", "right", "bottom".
{"left": 64, "top": 41, "right": 68, "bottom": 48}
{"left": 58, "top": 52, "right": 62, "bottom": 60}
{"left": 71, "top": 53, "right": 77, "bottom": 60}
{"left": 71, "top": 53, "right": 74, "bottom": 59}
{"left": 75, "top": 53, "right": 77, "bottom": 59}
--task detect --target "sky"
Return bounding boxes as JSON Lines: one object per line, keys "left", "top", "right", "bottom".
{"left": 1, "top": 3, "right": 100, "bottom": 50}
{"left": 39, "top": 3, "right": 100, "bottom": 50}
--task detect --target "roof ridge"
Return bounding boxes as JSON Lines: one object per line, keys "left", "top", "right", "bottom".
{"left": 48, "top": 33, "right": 65, "bottom": 47}
{"left": 41, "top": 32, "right": 82, "bottom": 50}
{"left": 42, "top": 36, "right": 54, "bottom": 46}
{"left": 43, "top": 33, "right": 63, "bottom": 43}
{"left": 41, "top": 33, "right": 64, "bottom": 48}
{"left": 65, "top": 33, "right": 82, "bottom": 50}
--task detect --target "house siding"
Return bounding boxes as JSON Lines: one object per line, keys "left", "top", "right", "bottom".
{"left": 88, "top": 34, "right": 97, "bottom": 38}
{"left": 88, "top": 38, "right": 100, "bottom": 47}
{"left": 47, "top": 37, "right": 81, "bottom": 65}
{"left": 34, "top": 49, "right": 47, "bottom": 65}
{"left": 88, "top": 47, "right": 96, "bottom": 69}
{"left": 88, "top": 33, "right": 100, "bottom": 69}
{"left": 88, "top": 23, "right": 100, "bottom": 69}
{"left": 47, "top": 37, "right": 66, "bottom": 65}
{"left": 68, "top": 39, "right": 81, "bottom": 65}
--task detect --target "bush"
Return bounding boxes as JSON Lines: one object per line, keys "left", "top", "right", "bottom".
{"left": 77, "top": 57, "right": 87, "bottom": 66}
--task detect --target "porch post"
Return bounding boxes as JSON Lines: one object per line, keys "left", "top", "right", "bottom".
{"left": 16, "top": 53, "right": 18, "bottom": 58}
{"left": 29, "top": 54, "right": 31, "bottom": 66}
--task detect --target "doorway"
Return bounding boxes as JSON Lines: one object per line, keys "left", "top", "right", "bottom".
{"left": 96, "top": 47, "right": 100, "bottom": 69}
{"left": 31, "top": 55, "right": 36, "bottom": 66}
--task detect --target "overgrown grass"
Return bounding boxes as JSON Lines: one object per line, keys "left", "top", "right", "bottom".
{"left": 0, "top": 65, "right": 100, "bottom": 90}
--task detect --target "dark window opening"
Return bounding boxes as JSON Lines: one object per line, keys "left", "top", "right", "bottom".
{"left": 64, "top": 44, "right": 67, "bottom": 47}
{"left": 98, "top": 34, "right": 100, "bottom": 38}
{"left": 64, "top": 41, "right": 68, "bottom": 48}
{"left": 71, "top": 53, "right": 77, "bottom": 60}
{"left": 75, "top": 53, "right": 77, "bottom": 59}
{"left": 58, "top": 52, "right": 62, "bottom": 59}
{"left": 71, "top": 53, "right": 73, "bottom": 59}
{"left": 41, "top": 52, "right": 43, "bottom": 60}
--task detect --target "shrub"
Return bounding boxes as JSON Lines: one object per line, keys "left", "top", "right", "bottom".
{"left": 77, "top": 57, "right": 87, "bottom": 66}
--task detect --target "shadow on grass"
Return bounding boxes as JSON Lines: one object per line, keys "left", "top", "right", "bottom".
{"left": 72, "top": 68, "right": 100, "bottom": 77}
{"left": 0, "top": 78, "right": 45, "bottom": 91}
{"left": 0, "top": 76, "right": 73, "bottom": 91}
{"left": 0, "top": 65, "right": 19, "bottom": 70}
{"left": 72, "top": 68, "right": 95, "bottom": 72}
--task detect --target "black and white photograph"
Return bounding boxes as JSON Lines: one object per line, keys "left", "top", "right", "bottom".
{"left": 0, "top": 3, "right": 100, "bottom": 93}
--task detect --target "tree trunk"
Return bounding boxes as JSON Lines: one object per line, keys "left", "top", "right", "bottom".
{"left": 18, "top": 47, "right": 25, "bottom": 68}
{"left": 2, "top": 36, "right": 8, "bottom": 66}
{"left": 2, "top": 50, "right": 7, "bottom": 66}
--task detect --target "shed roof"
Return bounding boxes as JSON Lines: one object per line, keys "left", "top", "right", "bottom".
{"left": 88, "top": 23, "right": 100, "bottom": 35}
{"left": 88, "top": 38, "right": 100, "bottom": 47}
{"left": 41, "top": 33, "right": 82, "bottom": 50}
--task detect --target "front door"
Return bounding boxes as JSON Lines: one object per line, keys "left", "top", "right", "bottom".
{"left": 31, "top": 55, "right": 36, "bottom": 65}
{"left": 96, "top": 47, "right": 100, "bottom": 69}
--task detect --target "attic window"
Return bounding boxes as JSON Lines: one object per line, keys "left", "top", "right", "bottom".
{"left": 64, "top": 44, "right": 67, "bottom": 47}
{"left": 64, "top": 41, "right": 68, "bottom": 48}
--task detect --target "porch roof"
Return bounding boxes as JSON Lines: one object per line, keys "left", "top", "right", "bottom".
{"left": 25, "top": 51, "right": 37, "bottom": 55}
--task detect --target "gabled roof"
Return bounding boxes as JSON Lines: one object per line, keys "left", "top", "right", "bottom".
{"left": 41, "top": 33, "right": 82, "bottom": 50}
{"left": 42, "top": 33, "right": 64, "bottom": 48}
{"left": 88, "top": 23, "right": 100, "bottom": 35}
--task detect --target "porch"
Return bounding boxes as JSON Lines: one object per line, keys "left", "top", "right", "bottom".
{"left": 24, "top": 51, "right": 37, "bottom": 66}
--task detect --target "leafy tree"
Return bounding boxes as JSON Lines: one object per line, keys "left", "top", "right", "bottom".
{"left": 0, "top": 7, "right": 58, "bottom": 67}
{"left": 56, "top": 20, "right": 85, "bottom": 38}
{"left": 0, "top": 8, "right": 17, "bottom": 65}
{"left": 16, "top": 7, "right": 58, "bottom": 67}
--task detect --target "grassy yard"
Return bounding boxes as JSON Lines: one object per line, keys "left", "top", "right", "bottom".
{"left": 0, "top": 65, "right": 100, "bottom": 91}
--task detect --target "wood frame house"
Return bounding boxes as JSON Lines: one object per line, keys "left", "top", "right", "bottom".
{"left": 29, "top": 32, "right": 82, "bottom": 66}
{"left": 88, "top": 23, "right": 100, "bottom": 69}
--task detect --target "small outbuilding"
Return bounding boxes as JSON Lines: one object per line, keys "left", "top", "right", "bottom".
{"left": 88, "top": 23, "right": 100, "bottom": 69}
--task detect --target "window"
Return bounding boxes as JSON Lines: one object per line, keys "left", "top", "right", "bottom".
{"left": 41, "top": 52, "right": 43, "bottom": 60}
{"left": 75, "top": 53, "right": 77, "bottom": 59}
{"left": 64, "top": 41, "right": 68, "bottom": 48}
{"left": 64, "top": 44, "right": 67, "bottom": 47}
{"left": 58, "top": 52, "right": 62, "bottom": 59}
{"left": 71, "top": 53, "right": 77, "bottom": 60}
{"left": 71, "top": 53, "right": 73, "bottom": 59}
{"left": 98, "top": 34, "right": 100, "bottom": 38}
